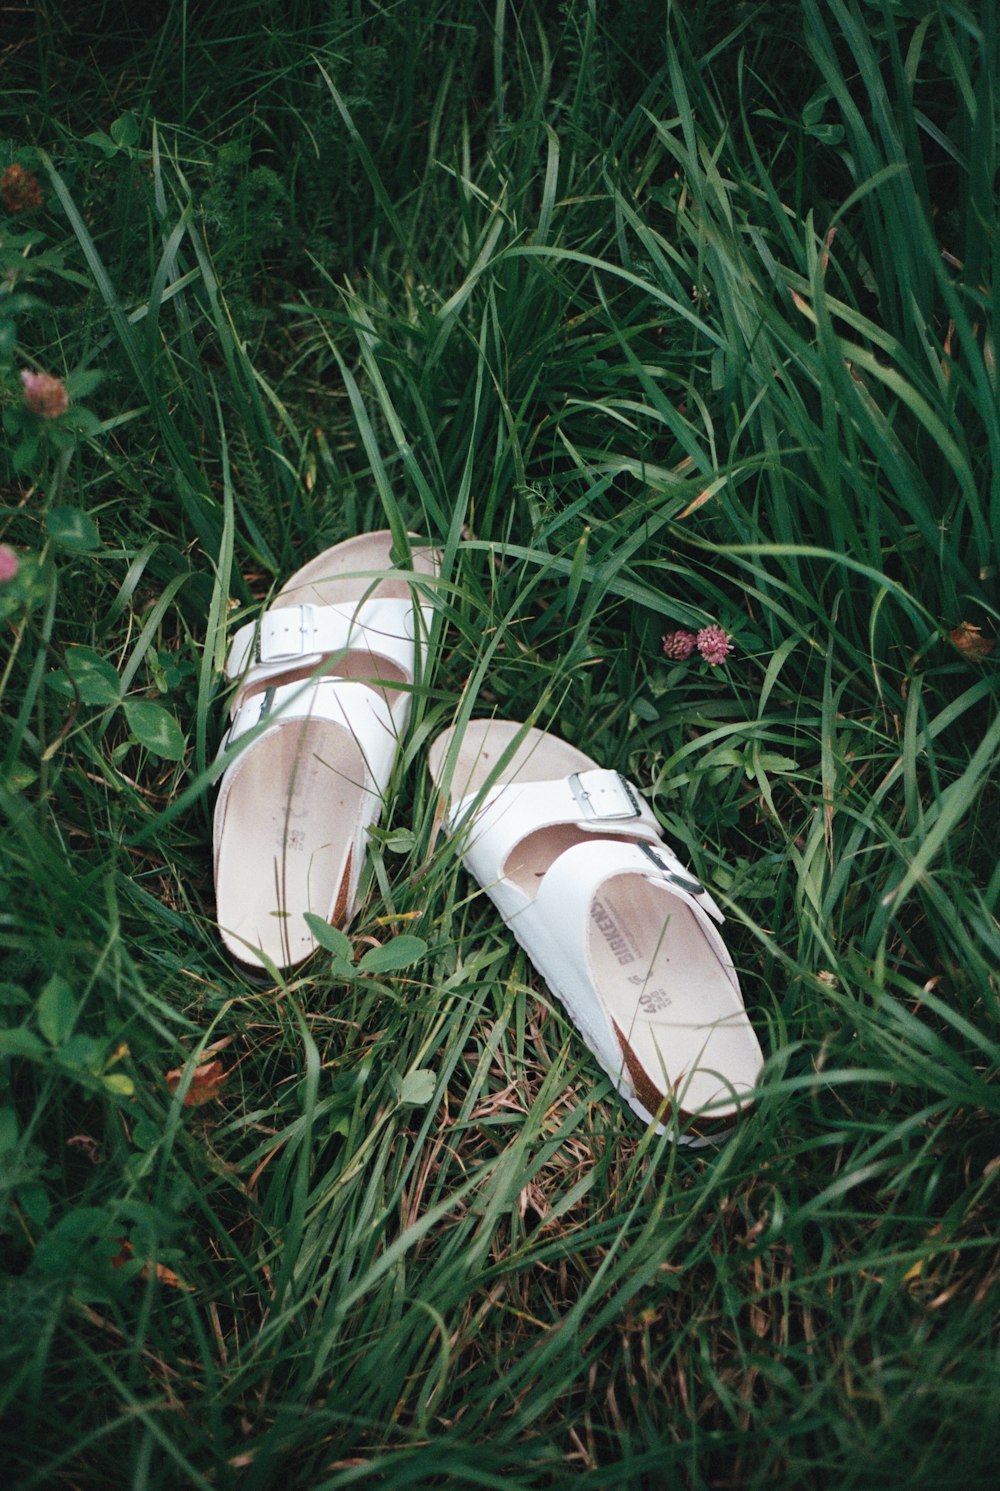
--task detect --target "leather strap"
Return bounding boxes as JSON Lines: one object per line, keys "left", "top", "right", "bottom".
{"left": 530, "top": 837, "right": 727, "bottom": 932}
{"left": 450, "top": 771, "right": 663, "bottom": 891}
{"left": 219, "top": 676, "right": 399, "bottom": 783}
{"left": 213, "top": 677, "right": 400, "bottom": 902}
{"left": 225, "top": 596, "right": 430, "bottom": 689}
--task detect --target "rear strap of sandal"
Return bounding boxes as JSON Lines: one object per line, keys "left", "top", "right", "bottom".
{"left": 225, "top": 596, "right": 429, "bottom": 688}
{"left": 452, "top": 772, "right": 664, "bottom": 892}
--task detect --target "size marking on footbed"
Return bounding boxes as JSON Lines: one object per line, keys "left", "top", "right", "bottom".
{"left": 637, "top": 987, "right": 673, "bottom": 1013}
{"left": 591, "top": 898, "right": 639, "bottom": 966}
{"left": 626, "top": 971, "right": 673, "bottom": 1014}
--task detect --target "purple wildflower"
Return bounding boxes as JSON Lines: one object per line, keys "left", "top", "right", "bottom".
{"left": 2, "top": 164, "right": 44, "bottom": 215}
{"left": 0, "top": 544, "right": 18, "bottom": 583}
{"left": 662, "top": 629, "right": 696, "bottom": 661}
{"left": 20, "top": 369, "right": 69, "bottom": 419}
{"left": 696, "top": 624, "right": 733, "bottom": 666}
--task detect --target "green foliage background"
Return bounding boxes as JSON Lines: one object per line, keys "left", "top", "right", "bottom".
{"left": 1, "top": 2, "right": 998, "bottom": 1488}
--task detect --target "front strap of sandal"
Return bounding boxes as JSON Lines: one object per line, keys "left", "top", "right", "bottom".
{"left": 218, "top": 676, "right": 400, "bottom": 786}
{"left": 515, "top": 835, "right": 733, "bottom": 1016}
{"left": 528, "top": 839, "right": 732, "bottom": 950}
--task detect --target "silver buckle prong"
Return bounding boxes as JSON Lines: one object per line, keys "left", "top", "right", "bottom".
{"left": 639, "top": 841, "right": 704, "bottom": 896}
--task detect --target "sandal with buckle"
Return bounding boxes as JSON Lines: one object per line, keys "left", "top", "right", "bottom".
{"left": 213, "top": 531, "right": 437, "bottom": 974}
{"left": 427, "top": 719, "right": 763, "bottom": 1139}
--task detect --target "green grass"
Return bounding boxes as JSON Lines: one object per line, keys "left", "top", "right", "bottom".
{"left": 1, "top": 2, "right": 998, "bottom": 1487}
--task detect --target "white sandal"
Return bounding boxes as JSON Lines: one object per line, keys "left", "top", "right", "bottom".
{"left": 428, "top": 720, "right": 763, "bottom": 1139}
{"left": 213, "top": 531, "right": 437, "bottom": 973}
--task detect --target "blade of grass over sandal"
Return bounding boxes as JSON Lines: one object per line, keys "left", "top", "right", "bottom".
{"left": 428, "top": 720, "right": 763, "bottom": 1140}
{"left": 213, "top": 531, "right": 437, "bottom": 974}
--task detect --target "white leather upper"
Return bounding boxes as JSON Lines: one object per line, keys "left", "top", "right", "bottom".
{"left": 213, "top": 678, "right": 400, "bottom": 879}
{"left": 214, "top": 592, "right": 423, "bottom": 916}
{"left": 446, "top": 770, "right": 737, "bottom": 1115}
{"left": 448, "top": 771, "right": 726, "bottom": 927}
{"left": 225, "top": 596, "right": 431, "bottom": 693}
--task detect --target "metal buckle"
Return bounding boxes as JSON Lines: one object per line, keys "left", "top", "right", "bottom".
{"left": 568, "top": 769, "right": 642, "bottom": 822}
{"left": 254, "top": 604, "right": 318, "bottom": 664}
{"left": 639, "top": 841, "right": 704, "bottom": 896}
{"left": 228, "top": 685, "right": 277, "bottom": 744}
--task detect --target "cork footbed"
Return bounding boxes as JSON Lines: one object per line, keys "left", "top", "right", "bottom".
{"left": 429, "top": 720, "right": 760, "bottom": 1121}
{"left": 215, "top": 533, "right": 435, "bottom": 972}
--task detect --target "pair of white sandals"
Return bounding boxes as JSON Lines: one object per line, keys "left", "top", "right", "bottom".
{"left": 213, "top": 532, "right": 764, "bottom": 1139}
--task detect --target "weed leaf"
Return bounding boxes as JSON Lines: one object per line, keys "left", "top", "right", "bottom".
{"left": 358, "top": 936, "right": 428, "bottom": 974}
{"left": 61, "top": 647, "right": 122, "bottom": 706}
{"left": 46, "top": 507, "right": 100, "bottom": 552}
{"left": 38, "top": 976, "right": 77, "bottom": 1046}
{"left": 123, "top": 700, "right": 186, "bottom": 760}
{"left": 397, "top": 1068, "right": 436, "bottom": 1106}
{"left": 302, "top": 915, "right": 354, "bottom": 961}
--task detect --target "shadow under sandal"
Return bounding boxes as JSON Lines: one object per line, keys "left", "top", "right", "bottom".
{"left": 213, "top": 531, "right": 436, "bottom": 975}
{"left": 428, "top": 720, "right": 763, "bottom": 1141}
